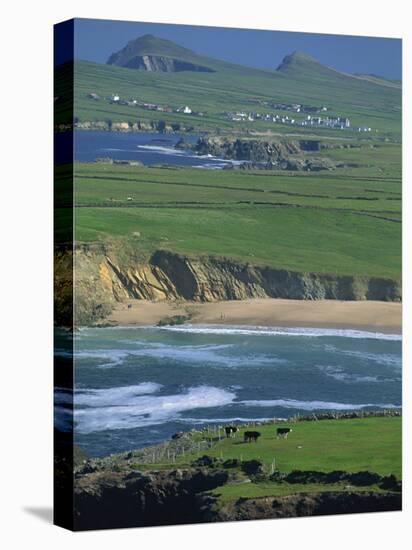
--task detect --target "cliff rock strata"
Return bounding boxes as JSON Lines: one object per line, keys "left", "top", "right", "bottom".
{"left": 96, "top": 250, "right": 401, "bottom": 303}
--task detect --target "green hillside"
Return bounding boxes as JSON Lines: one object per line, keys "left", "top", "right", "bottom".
{"left": 56, "top": 36, "right": 401, "bottom": 135}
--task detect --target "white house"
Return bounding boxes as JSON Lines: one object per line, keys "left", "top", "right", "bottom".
{"left": 111, "top": 94, "right": 120, "bottom": 102}
{"left": 183, "top": 106, "right": 192, "bottom": 114}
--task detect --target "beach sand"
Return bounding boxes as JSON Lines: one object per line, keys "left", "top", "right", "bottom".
{"left": 107, "top": 298, "right": 402, "bottom": 333}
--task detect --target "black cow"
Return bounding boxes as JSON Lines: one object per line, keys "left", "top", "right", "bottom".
{"left": 244, "top": 431, "right": 261, "bottom": 443}
{"left": 225, "top": 426, "right": 239, "bottom": 438}
{"left": 277, "top": 427, "right": 293, "bottom": 439}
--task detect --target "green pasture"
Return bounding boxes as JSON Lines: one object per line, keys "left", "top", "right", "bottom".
{"left": 193, "top": 417, "right": 401, "bottom": 476}
{"left": 131, "top": 417, "right": 401, "bottom": 503}
{"left": 72, "top": 162, "right": 401, "bottom": 279}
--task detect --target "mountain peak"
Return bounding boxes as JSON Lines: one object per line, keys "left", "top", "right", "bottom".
{"left": 123, "top": 34, "right": 194, "bottom": 55}
{"left": 106, "top": 34, "right": 215, "bottom": 73}
{"left": 276, "top": 50, "right": 352, "bottom": 82}
{"left": 277, "top": 50, "right": 321, "bottom": 71}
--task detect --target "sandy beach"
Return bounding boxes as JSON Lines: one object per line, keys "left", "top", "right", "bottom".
{"left": 107, "top": 298, "right": 402, "bottom": 333}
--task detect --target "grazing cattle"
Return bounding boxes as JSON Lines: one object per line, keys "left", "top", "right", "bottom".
{"left": 277, "top": 427, "right": 293, "bottom": 439}
{"left": 244, "top": 431, "right": 261, "bottom": 443}
{"left": 224, "top": 426, "right": 239, "bottom": 438}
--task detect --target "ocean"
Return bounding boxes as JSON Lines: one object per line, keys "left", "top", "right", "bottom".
{"left": 74, "top": 130, "right": 240, "bottom": 168}
{"left": 55, "top": 325, "right": 401, "bottom": 457}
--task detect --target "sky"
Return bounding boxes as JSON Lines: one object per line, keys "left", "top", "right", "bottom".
{"left": 70, "top": 18, "right": 401, "bottom": 79}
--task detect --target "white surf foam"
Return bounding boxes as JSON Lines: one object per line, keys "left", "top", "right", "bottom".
{"left": 74, "top": 342, "right": 280, "bottom": 368}
{"left": 324, "top": 346, "right": 402, "bottom": 366}
{"left": 181, "top": 416, "right": 280, "bottom": 424}
{"left": 74, "top": 382, "right": 162, "bottom": 407}
{"left": 159, "top": 324, "right": 402, "bottom": 341}
{"left": 239, "top": 398, "right": 399, "bottom": 410}
{"left": 318, "top": 365, "right": 400, "bottom": 384}
{"left": 137, "top": 144, "right": 190, "bottom": 156}
{"left": 74, "top": 385, "right": 236, "bottom": 433}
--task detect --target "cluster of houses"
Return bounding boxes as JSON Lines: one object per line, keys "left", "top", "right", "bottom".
{"left": 87, "top": 92, "right": 202, "bottom": 116}
{"left": 303, "top": 115, "right": 351, "bottom": 129}
{"left": 87, "top": 91, "right": 372, "bottom": 132}
{"left": 225, "top": 110, "right": 362, "bottom": 131}
{"left": 225, "top": 110, "right": 317, "bottom": 125}
{"left": 268, "top": 102, "right": 328, "bottom": 113}
{"left": 246, "top": 98, "right": 329, "bottom": 113}
{"left": 226, "top": 111, "right": 299, "bottom": 124}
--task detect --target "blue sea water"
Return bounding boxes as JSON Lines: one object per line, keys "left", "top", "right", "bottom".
{"left": 55, "top": 325, "right": 401, "bottom": 457}
{"left": 74, "top": 130, "right": 239, "bottom": 168}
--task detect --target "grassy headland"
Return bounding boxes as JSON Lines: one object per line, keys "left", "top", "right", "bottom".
{"left": 77, "top": 415, "right": 401, "bottom": 508}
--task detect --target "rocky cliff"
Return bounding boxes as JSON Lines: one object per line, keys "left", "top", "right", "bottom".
{"left": 214, "top": 491, "right": 401, "bottom": 522}
{"left": 95, "top": 249, "right": 401, "bottom": 303}
{"left": 72, "top": 463, "right": 401, "bottom": 530}
{"left": 74, "top": 467, "right": 227, "bottom": 530}
{"left": 177, "top": 137, "right": 341, "bottom": 171}
{"left": 61, "top": 247, "right": 401, "bottom": 325}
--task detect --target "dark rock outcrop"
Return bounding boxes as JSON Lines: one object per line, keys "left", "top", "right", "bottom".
{"left": 214, "top": 491, "right": 401, "bottom": 522}
{"left": 185, "top": 137, "right": 337, "bottom": 171}
{"left": 74, "top": 468, "right": 228, "bottom": 530}
{"left": 74, "top": 463, "right": 401, "bottom": 530}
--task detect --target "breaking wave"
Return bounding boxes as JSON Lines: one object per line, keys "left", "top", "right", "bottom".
{"left": 73, "top": 342, "right": 281, "bottom": 368}
{"left": 159, "top": 324, "right": 401, "bottom": 341}
{"left": 74, "top": 385, "right": 236, "bottom": 433}
{"left": 239, "top": 398, "right": 399, "bottom": 410}
{"left": 318, "top": 365, "right": 400, "bottom": 384}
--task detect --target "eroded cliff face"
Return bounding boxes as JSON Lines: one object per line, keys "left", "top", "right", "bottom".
{"left": 66, "top": 248, "right": 401, "bottom": 325}
{"left": 119, "top": 55, "right": 215, "bottom": 73}
{"left": 92, "top": 249, "right": 401, "bottom": 303}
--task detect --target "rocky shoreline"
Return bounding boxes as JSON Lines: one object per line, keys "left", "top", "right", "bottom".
{"left": 176, "top": 136, "right": 361, "bottom": 171}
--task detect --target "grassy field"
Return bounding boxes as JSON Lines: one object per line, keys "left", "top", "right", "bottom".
{"left": 129, "top": 417, "right": 401, "bottom": 503}
{"left": 192, "top": 417, "right": 401, "bottom": 476}
{"left": 72, "top": 156, "right": 401, "bottom": 279}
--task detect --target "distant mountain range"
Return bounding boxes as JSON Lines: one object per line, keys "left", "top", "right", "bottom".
{"left": 107, "top": 34, "right": 400, "bottom": 88}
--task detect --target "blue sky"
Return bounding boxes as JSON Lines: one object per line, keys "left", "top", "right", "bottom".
{"left": 72, "top": 18, "right": 401, "bottom": 79}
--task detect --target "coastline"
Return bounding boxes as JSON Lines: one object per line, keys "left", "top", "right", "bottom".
{"left": 106, "top": 298, "right": 402, "bottom": 334}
